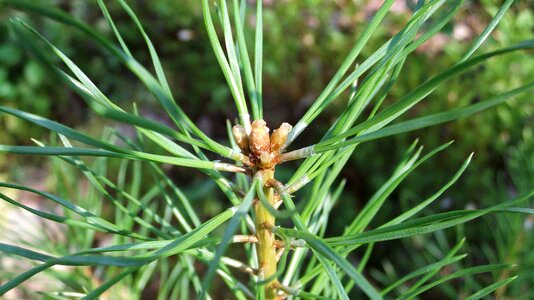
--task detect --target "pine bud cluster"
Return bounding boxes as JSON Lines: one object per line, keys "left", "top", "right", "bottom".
{"left": 232, "top": 120, "right": 292, "bottom": 169}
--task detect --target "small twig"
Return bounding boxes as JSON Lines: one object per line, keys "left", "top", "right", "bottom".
{"left": 278, "top": 145, "right": 315, "bottom": 162}
{"left": 266, "top": 178, "right": 283, "bottom": 189}
{"left": 274, "top": 239, "right": 306, "bottom": 249}
{"left": 227, "top": 148, "right": 250, "bottom": 164}
{"left": 283, "top": 175, "right": 310, "bottom": 195}
{"left": 232, "top": 235, "right": 259, "bottom": 243}
{"left": 214, "top": 161, "right": 248, "bottom": 173}
{"left": 237, "top": 265, "right": 258, "bottom": 276}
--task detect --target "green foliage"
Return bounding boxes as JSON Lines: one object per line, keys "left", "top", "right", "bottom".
{"left": 0, "top": 0, "right": 533, "bottom": 299}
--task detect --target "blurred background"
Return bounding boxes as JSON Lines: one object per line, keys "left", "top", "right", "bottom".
{"left": 0, "top": 0, "right": 533, "bottom": 298}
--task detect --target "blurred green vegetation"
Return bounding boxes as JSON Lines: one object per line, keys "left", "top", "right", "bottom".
{"left": 0, "top": 0, "right": 533, "bottom": 297}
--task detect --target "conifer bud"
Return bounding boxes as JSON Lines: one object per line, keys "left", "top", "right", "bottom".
{"left": 232, "top": 125, "right": 249, "bottom": 154}
{"left": 249, "top": 119, "right": 270, "bottom": 156}
{"left": 270, "top": 123, "right": 292, "bottom": 153}
{"left": 259, "top": 152, "right": 273, "bottom": 169}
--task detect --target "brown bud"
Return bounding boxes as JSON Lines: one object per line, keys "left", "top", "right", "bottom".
{"left": 270, "top": 122, "right": 292, "bottom": 153}
{"left": 249, "top": 119, "right": 270, "bottom": 156}
{"left": 232, "top": 125, "right": 249, "bottom": 154}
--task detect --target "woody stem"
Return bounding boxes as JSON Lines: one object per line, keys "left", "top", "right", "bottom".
{"left": 254, "top": 168, "right": 278, "bottom": 299}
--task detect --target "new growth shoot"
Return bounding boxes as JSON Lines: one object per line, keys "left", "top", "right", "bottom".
{"left": 232, "top": 119, "right": 292, "bottom": 298}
